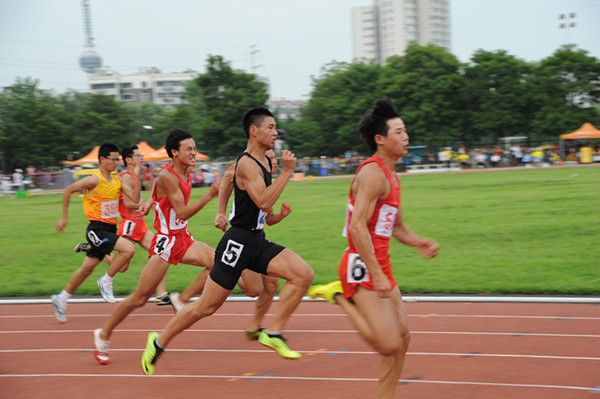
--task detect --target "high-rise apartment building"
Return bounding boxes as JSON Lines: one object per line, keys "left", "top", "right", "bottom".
{"left": 352, "top": 0, "right": 451, "bottom": 64}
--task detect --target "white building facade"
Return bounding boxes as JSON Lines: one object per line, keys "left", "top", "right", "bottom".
{"left": 353, "top": 0, "right": 451, "bottom": 64}
{"left": 87, "top": 67, "right": 198, "bottom": 108}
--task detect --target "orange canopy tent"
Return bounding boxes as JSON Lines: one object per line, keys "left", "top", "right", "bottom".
{"left": 560, "top": 122, "right": 600, "bottom": 140}
{"left": 136, "top": 141, "right": 157, "bottom": 158}
{"left": 145, "top": 146, "right": 209, "bottom": 162}
{"left": 63, "top": 146, "right": 100, "bottom": 165}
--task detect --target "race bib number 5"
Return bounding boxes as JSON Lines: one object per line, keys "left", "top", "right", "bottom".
{"left": 221, "top": 239, "right": 244, "bottom": 268}
{"left": 347, "top": 253, "right": 369, "bottom": 283}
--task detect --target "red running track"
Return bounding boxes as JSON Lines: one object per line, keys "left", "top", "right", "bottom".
{"left": 1, "top": 299, "right": 599, "bottom": 398}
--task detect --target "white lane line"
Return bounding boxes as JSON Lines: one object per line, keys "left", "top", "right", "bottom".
{"left": 1, "top": 329, "right": 599, "bottom": 338}
{"left": 0, "top": 373, "right": 596, "bottom": 392}
{"left": 2, "top": 295, "right": 599, "bottom": 304}
{"left": 1, "top": 313, "right": 599, "bottom": 320}
{"left": 1, "top": 348, "right": 599, "bottom": 361}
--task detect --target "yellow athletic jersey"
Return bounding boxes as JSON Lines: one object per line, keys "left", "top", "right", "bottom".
{"left": 83, "top": 170, "right": 121, "bottom": 224}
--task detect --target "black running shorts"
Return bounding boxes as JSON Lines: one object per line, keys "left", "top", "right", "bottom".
{"left": 210, "top": 226, "right": 285, "bottom": 290}
{"left": 85, "top": 221, "right": 119, "bottom": 260}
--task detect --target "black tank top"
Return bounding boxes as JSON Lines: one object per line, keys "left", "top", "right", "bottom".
{"left": 229, "top": 152, "right": 272, "bottom": 231}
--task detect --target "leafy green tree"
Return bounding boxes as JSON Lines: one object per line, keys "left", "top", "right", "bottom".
{"left": 289, "top": 61, "right": 382, "bottom": 156}
{"left": 125, "top": 101, "right": 166, "bottom": 148}
{"left": 530, "top": 45, "right": 600, "bottom": 140}
{"left": 380, "top": 44, "right": 466, "bottom": 147}
{"left": 0, "top": 78, "right": 70, "bottom": 171}
{"left": 186, "top": 55, "right": 269, "bottom": 158}
{"left": 462, "top": 50, "right": 535, "bottom": 145}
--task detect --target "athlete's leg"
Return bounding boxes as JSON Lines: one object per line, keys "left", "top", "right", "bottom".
{"left": 106, "top": 237, "right": 135, "bottom": 277}
{"left": 156, "top": 275, "right": 231, "bottom": 348}
{"left": 346, "top": 286, "right": 410, "bottom": 399}
{"left": 247, "top": 274, "right": 279, "bottom": 332}
{"left": 137, "top": 230, "right": 169, "bottom": 296}
{"left": 98, "top": 255, "right": 170, "bottom": 341}
{"left": 174, "top": 241, "right": 215, "bottom": 303}
{"left": 237, "top": 269, "right": 263, "bottom": 298}
{"left": 263, "top": 248, "right": 314, "bottom": 332}
{"left": 64, "top": 256, "right": 102, "bottom": 294}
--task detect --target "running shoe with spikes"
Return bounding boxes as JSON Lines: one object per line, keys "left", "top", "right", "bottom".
{"left": 170, "top": 292, "right": 185, "bottom": 313}
{"left": 245, "top": 327, "right": 264, "bottom": 340}
{"left": 141, "top": 332, "right": 163, "bottom": 376}
{"left": 307, "top": 280, "right": 343, "bottom": 304}
{"left": 51, "top": 294, "right": 67, "bottom": 323}
{"left": 258, "top": 331, "right": 301, "bottom": 359}
{"left": 155, "top": 292, "right": 171, "bottom": 306}
{"left": 73, "top": 242, "right": 91, "bottom": 253}
{"left": 93, "top": 328, "right": 110, "bottom": 365}
{"left": 97, "top": 277, "right": 116, "bottom": 303}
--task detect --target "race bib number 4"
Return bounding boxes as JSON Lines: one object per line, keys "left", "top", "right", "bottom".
{"left": 221, "top": 239, "right": 244, "bottom": 268}
{"left": 101, "top": 199, "right": 120, "bottom": 219}
{"left": 346, "top": 253, "right": 369, "bottom": 283}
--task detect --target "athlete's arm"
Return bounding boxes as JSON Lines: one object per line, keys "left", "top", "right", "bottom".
{"left": 265, "top": 202, "right": 291, "bottom": 226}
{"left": 392, "top": 207, "right": 440, "bottom": 259}
{"left": 160, "top": 169, "right": 219, "bottom": 221}
{"left": 214, "top": 164, "right": 234, "bottom": 232}
{"left": 55, "top": 175, "right": 99, "bottom": 232}
{"left": 348, "top": 164, "right": 392, "bottom": 298}
{"left": 119, "top": 173, "right": 141, "bottom": 209}
{"left": 236, "top": 150, "right": 294, "bottom": 212}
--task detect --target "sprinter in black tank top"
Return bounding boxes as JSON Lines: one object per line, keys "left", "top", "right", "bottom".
{"left": 141, "top": 107, "right": 314, "bottom": 373}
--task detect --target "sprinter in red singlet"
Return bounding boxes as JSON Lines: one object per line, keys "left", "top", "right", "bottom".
{"left": 92, "top": 129, "right": 219, "bottom": 365}
{"left": 308, "top": 96, "right": 440, "bottom": 399}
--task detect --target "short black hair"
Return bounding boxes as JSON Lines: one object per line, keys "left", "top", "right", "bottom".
{"left": 121, "top": 144, "right": 138, "bottom": 167}
{"left": 165, "top": 129, "right": 193, "bottom": 158}
{"left": 98, "top": 143, "right": 120, "bottom": 162}
{"left": 356, "top": 96, "right": 401, "bottom": 153}
{"left": 243, "top": 107, "right": 274, "bottom": 138}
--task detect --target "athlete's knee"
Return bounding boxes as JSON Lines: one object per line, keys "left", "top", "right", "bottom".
{"left": 243, "top": 286, "right": 262, "bottom": 298}
{"left": 263, "top": 277, "right": 279, "bottom": 295}
{"left": 189, "top": 301, "right": 220, "bottom": 319}
{"left": 376, "top": 329, "right": 410, "bottom": 357}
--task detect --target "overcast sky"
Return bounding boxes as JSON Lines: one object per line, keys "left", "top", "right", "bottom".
{"left": 1, "top": 0, "right": 598, "bottom": 100}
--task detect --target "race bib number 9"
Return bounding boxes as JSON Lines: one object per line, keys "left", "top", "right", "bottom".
{"left": 347, "top": 253, "right": 369, "bottom": 283}
{"left": 101, "top": 200, "right": 120, "bottom": 219}
{"left": 221, "top": 239, "right": 244, "bottom": 268}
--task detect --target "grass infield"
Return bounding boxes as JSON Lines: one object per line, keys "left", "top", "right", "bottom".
{"left": 0, "top": 166, "right": 598, "bottom": 297}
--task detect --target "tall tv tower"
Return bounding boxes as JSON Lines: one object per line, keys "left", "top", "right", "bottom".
{"left": 79, "top": 0, "right": 102, "bottom": 74}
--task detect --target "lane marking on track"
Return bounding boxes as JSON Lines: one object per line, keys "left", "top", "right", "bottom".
{"left": 1, "top": 329, "right": 599, "bottom": 338}
{"left": 1, "top": 348, "right": 599, "bottom": 361}
{"left": 2, "top": 313, "right": 600, "bottom": 320}
{"left": 0, "top": 373, "right": 597, "bottom": 392}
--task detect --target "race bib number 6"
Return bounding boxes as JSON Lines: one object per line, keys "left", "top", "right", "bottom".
{"left": 221, "top": 239, "right": 244, "bottom": 268}
{"left": 347, "top": 253, "right": 369, "bottom": 283}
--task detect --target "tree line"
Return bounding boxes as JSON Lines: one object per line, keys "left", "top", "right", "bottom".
{"left": 1, "top": 44, "right": 598, "bottom": 172}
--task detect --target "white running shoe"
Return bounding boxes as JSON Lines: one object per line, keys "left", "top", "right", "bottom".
{"left": 93, "top": 328, "right": 110, "bottom": 365}
{"left": 97, "top": 277, "right": 116, "bottom": 303}
{"left": 170, "top": 292, "right": 185, "bottom": 312}
{"left": 51, "top": 294, "right": 67, "bottom": 323}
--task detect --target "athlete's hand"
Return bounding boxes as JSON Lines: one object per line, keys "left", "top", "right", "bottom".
{"left": 214, "top": 213, "right": 228, "bottom": 233}
{"left": 280, "top": 150, "right": 296, "bottom": 173}
{"left": 139, "top": 201, "right": 152, "bottom": 216}
{"left": 373, "top": 272, "right": 392, "bottom": 298}
{"left": 55, "top": 217, "right": 68, "bottom": 232}
{"left": 417, "top": 238, "right": 440, "bottom": 259}
{"left": 279, "top": 202, "right": 291, "bottom": 219}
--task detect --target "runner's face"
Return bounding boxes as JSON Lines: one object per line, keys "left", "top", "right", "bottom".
{"left": 175, "top": 138, "right": 197, "bottom": 167}
{"left": 254, "top": 116, "right": 278, "bottom": 149}
{"left": 266, "top": 150, "right": 277, "bottom": 173}
{"left": 102, "top": 152, "right": 120, "bottom": 172}
{"left": 130, "top": 149, "right": 144, "bottom": 167}
{"left": 383, "top": 118, "right": 409, "bottom": 158}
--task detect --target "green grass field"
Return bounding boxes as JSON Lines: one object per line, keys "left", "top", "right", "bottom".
{"left": 0, "top": 166, "right": 598, "bottom": 297}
